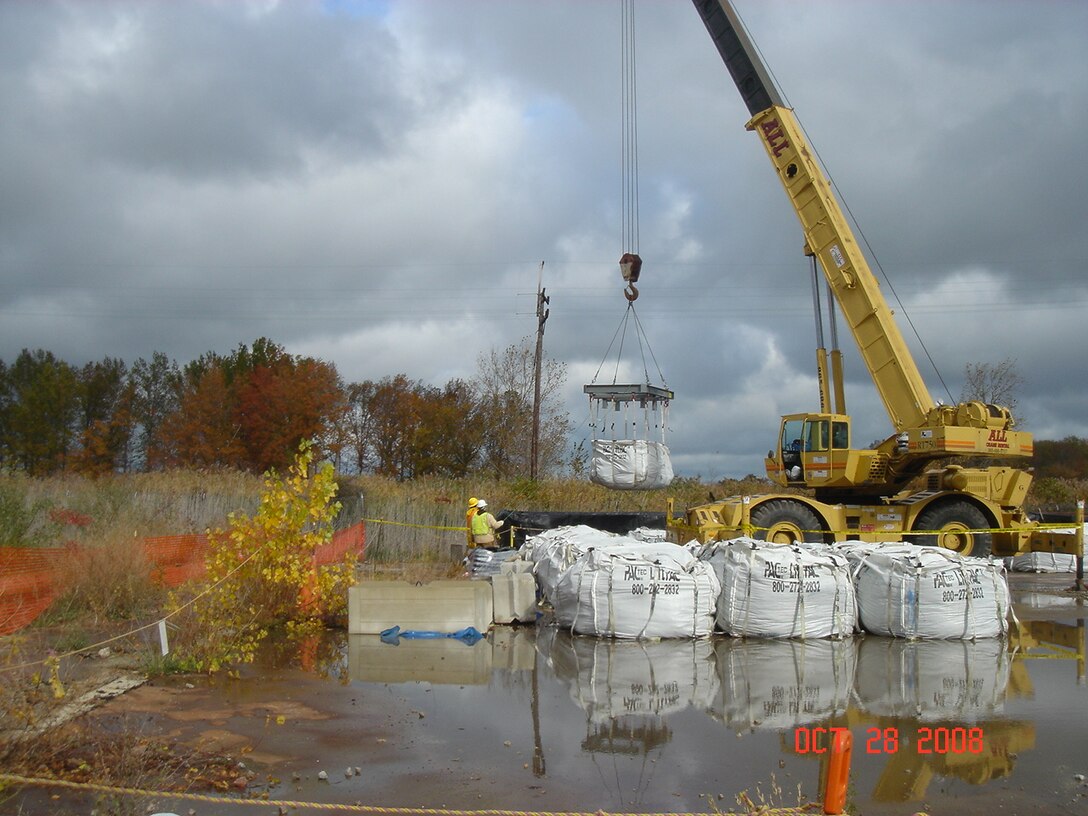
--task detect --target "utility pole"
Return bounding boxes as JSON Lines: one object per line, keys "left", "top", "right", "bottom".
{"left": 531, "top": 262, "right": 550, "bottom": 480}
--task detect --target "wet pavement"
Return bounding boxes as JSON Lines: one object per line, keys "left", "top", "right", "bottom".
{"left": 12, "top": 573, "right": 1088, "bottom": 815}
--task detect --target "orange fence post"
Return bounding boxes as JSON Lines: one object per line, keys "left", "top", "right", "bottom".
{"left": 823, "top": 727, "right": 852, "bottom": 815}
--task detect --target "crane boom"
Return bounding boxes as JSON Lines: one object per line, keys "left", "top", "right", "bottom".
{"left": 692, "top": 0, "right": 935, "bottom": 431}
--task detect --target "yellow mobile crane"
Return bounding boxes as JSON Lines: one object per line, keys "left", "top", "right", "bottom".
{"left": 669, "top": 0, "right": 1083, "bottom": 559}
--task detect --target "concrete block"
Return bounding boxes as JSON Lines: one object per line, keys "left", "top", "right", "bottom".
{"left": 492, "top": 572, "right": 538, "bottom": 624}
{"left": 347, "top": 634, "right": 490, "bottom": 685}
{"left": 348, "top": 580, "right": 493, "bottom": 635}
{"left": 499, "top": 557, "right": 534, "bottom": 575}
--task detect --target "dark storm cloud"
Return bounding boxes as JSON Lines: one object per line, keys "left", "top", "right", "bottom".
{"left": 0, "top": 0, "right": 1085, "bottom": 478}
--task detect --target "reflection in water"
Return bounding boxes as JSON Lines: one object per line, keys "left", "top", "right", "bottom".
{"left": 710, "top": 638, "right": 856, "bottom": 730}
{"left": 538, "top": 627, "right": 719, "bottom": 805}
{"left": 333, "top": 615, "right": 1085, "bottom": 812}
{"left": 847, "top": 636, "right": 1030, "bottom": 801}
{"left": 539, "top": 627, "right": 718, "bottom": 722}
{"left": 853, "top": 636, "right": 1010, "bottom": 721}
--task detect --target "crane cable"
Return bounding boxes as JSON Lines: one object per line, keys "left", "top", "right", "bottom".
{"left": 590, "top": 299, "right": 668, "bottom": 392}
{"left": 621, "top": 0, "right": 639, "bottom": 260}
{"left": 589, "top": 0, "right": 666, "bottom": 393}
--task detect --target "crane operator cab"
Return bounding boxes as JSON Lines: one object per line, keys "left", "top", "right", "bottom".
{"left": 769, "top": 413, "right": 851, "bottom": 487}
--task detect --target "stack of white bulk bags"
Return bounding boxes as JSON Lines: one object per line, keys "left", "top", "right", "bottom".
{"left": 527, "top": 525, "right": 620, "bottom": 603}
{"left": 701, "top": 538, "right": 856, "bottom": 638}
{"left": 590, "top": 439, "right": 674, "bottom": 490}
{"left": 552, "top": 545, "right": 719, "bottom": 639}
{"left": 850, "top": 546, "right": 1010, "bottom": 639}
{"left": 542, "top": 630, "right": 719, "bottom": 721}
{"left": 853, "top": 636, "right": 1010, "bottom": 721}
{"left": 708, "top": 637, "right": 856, "bottom": 731}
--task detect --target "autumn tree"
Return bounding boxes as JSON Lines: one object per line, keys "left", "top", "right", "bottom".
{"left": 235, "top": 355, "right": 344, "bottom": 473}
{"left": 129, "top": 351, "right": 182, "bottom": 469}
{"left": 160, "top": 366, "right": 245, "bottom": 468}
{"left": 340, "top": 380, "right": 378, "bottom": 474}
{"left": 960, "top": 357, "right": 1025, "bottom": 423}
{"left": 368, "top": 374, "right": 424, "bottom": 480}
{"left": 157, "top": 340, "right": 345, "bottom": 474}
{"left": 3, "top": 349, "right": 80, "bottom": 474}
{"left": 71, "top": 357, "right": 135, "bottom": 475}
{"left": 412, "top": 379, "right": 484, "bottom": 478}
{"left": 475, "top": 337, "right": 570, "bottom": 479}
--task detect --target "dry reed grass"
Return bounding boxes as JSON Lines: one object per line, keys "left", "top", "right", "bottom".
{"left": 49, "top": 537, "right": 164, "bottom": 624}
{"left": 338, "top": 472, "right": 777, "bottom": 565}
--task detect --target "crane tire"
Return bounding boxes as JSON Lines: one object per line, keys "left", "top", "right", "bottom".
{"left": 911, "top": 500, "right": 992, "bottom": 558}
{"left": 749, "top": 499, "right": 824, "bottom": 545}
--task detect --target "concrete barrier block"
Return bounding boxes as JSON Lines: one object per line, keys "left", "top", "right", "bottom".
{"left": 492, "top": 572, "right": 537, "bottom": 624}
{"left": 499, "top": 557, "right": 534, "bottom": 575}
{"left": 348, "top": 580, "right": 493, "bottom": 635}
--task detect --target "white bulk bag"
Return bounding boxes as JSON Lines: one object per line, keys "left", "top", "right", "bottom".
{"left": 701, "top": 538, "right": 857, "bottom": 638}
{"left": 553, "top": 546, "right": 719, "bottom": 639}
{"left": 708, "top": 637, "right": 856, "bottom": 730}
{"left": 853, "top": 547, "right": 1010, "bottom": 639}
{"left": 1010, "top": 551, "right": 1077, "bottom": 573}
{"left": 529, "top": 526, "right": 676, "bottom": 604}
{"left": 527, "top": 525, "right": 619, "bottom": 603}
{"left": 852, "top": 636, "right": 1010, "bottom": 722}
{"left": 590, "top": 439, "right": 674, "bottom": 490}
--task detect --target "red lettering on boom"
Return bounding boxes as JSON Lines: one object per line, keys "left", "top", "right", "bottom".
{"left": 759, "top": 119, "right": 790, "bottom": 158}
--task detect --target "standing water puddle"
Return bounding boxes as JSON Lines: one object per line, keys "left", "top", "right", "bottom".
{"left": 24, "top": 574, "right": 1088, "bottom": 815}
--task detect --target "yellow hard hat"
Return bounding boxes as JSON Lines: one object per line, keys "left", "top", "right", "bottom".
{"left": 468, "top": 497, "right": 478, "bottom": 508}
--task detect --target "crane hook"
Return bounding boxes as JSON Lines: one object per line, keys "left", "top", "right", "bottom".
{"left": 619, "top": 252, "right": 642, "bottom": 303}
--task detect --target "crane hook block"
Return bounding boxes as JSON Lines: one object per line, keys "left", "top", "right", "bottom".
{"left": 619, "top": 252, "right": 642, "bottom": 284}
{"left": 620, "top": 253, "right": 641, "bottom": 301}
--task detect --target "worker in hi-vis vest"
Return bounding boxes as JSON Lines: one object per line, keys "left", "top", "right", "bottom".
{"left": 469, "top": 499, "right": 503, "bottom": 550}
{"left": 465, "top": 497, "right": 479, "bottom": 548}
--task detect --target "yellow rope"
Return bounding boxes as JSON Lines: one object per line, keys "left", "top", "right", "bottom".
{"left": 0, "top": 773, "right": 818, "bottom": 816}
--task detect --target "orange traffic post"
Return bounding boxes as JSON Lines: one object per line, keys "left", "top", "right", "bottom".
{"left": 823, "top": 727, "right": 852, "bottom": 814}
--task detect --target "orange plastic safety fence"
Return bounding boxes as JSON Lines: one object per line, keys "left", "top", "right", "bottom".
{"left": 0, "top": 522, "right": 365, "bottom": 636}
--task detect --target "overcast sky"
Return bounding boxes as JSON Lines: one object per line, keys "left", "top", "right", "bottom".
{"left": 2, "top": 0, "right": 1086, "bottom": 480}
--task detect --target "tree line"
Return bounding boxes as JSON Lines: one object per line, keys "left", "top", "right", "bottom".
{"left": 0, "top": 337, "right": 571, "bottom": 479}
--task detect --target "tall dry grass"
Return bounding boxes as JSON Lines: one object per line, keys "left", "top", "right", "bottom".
{"left": 0, "top": 469, "right": 265, "bottom": 549}
{"left": 336, "top": 472, "right": 776, "bottom": 564}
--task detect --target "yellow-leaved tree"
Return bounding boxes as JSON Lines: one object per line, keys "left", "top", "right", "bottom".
{"left": 173, "top": 440, "right": 355, "bottom": 672}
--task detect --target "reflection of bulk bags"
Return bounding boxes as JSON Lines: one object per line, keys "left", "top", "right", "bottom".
{"left": 708, "top": 638, "right": 856, "bottom": 730}
{"left": 701, "top": 538, "right": 857, "bottom": 638}
{"left": 851, "top": 547, "right": 1010, "bottom": 639}
{"left": 543, "top": 631, "right": 719, "bottom": 722}
{"left": 553, "top": 546, "right": 719, "bottom": 639}
{"left": 852, "top": 636, "right": 1010, "bottom": 722}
